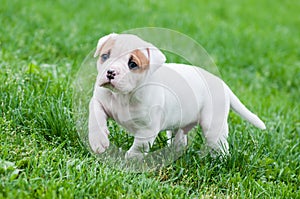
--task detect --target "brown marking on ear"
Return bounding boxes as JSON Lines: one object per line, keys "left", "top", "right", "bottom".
{"left": 99, "top": 39, "right": 115, "bottom": 63}
{"left": 131, "top": 49, "right": 150, "bottom": 73}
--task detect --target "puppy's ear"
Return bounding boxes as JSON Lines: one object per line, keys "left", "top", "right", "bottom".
{"left": 147, "top": 46, "right": 166, "bottom": 71}
{"left": 94, "top": 33, "right": 118, "bottom": 58}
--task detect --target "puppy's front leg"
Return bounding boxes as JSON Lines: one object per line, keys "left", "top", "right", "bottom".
{"left": 125, "top": 135, "right": 156, "bottom": 160}
{"left": 88, "top": 97, "right": 110, "bottom": 154}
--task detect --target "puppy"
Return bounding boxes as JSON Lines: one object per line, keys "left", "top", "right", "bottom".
{"left": 88, "top": 33, "right": 266, "bottom": 159}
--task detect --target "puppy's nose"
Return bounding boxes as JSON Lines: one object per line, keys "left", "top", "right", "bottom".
{"left": 106, "top": 69, "right": 116, "bottom": 80}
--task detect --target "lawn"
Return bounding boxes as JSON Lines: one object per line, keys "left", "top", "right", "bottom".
{"left": 0, "top": 0, "right": 299, "bottom": 198}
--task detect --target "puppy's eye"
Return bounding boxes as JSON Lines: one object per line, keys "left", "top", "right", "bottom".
{"left": 100, "top": 52, "right": 110, "bottom": 62}
{"left": 128, "top": 57, "right": 139, "bottom": 70}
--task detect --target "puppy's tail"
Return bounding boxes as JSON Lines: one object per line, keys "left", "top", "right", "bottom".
{"left": 227, "top": 86, "right": 266, "bottom": 130}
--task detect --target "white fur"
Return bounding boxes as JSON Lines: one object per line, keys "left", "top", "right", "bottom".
{"left": 88, "top": 34, "right": 266, "bottom": 158}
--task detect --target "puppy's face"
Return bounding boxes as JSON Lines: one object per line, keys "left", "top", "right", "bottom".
{"left": 94, "top": 34, "right": 166, "bottom": 93}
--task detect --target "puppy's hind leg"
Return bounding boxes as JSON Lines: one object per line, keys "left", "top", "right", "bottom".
{"left": 200, "top": 105, "right": 230, "bottom": 156}
{"left": 206, "top": 123, "right": 229, "bottom": 156}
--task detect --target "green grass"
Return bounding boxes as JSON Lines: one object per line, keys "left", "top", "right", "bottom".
{"left": 1, "top": 0, "right": 299, "bottom": 198}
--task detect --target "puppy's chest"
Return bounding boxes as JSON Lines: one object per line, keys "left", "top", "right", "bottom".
{"left": 107, "top": 99, "right": 152, "bottom": 133}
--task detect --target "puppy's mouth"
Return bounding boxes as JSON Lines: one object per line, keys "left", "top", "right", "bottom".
{"left": 100, "top": 82, "right": 116, "bottom": 91}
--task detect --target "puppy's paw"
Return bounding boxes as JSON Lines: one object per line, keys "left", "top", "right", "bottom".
{"left": 125, "top": 150, "right": 146, "bottom": 160}
{"left": 207, "top": 140, "right": 229, "bottom": 159}
{"left": 88, "top": 129, "right": 110, "bottom": 154}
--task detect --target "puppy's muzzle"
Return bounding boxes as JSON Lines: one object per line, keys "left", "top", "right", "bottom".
{"left": 106, "top": 69, "right": 116, "bottom": 80}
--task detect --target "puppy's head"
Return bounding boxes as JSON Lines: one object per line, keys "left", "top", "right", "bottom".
{"left": 94, "top": 33, "right": 166, "bottom": 93}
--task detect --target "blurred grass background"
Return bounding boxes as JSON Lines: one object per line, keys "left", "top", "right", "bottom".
{"left": 0, "top": 0, "right": 299, "bottom": 198}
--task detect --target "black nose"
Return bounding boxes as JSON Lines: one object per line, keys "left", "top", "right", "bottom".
{"left": 106, "top": 69, "right": 116, "bottom": 80}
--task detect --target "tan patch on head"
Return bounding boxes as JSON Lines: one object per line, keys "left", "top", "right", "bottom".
{"left": 99, "top": 39, "right": 115, "bottom": 63}
{"left": 131, "top": 49, "right": 149, "bottom": 72}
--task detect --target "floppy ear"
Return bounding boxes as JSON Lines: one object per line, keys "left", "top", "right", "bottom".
{"left": 147, "top": 46, "right": 166, "bottom": 72}
{"left": 94, "top": 33, "right": 118, "bottom": 58}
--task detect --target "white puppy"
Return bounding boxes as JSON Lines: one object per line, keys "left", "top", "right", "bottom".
{"left": 88, "top": 33, "right": 266, "bottom": 159}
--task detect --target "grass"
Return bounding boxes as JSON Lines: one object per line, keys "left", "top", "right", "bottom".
{"left": 0, "top": 0, "right": 299, "bottom": 198}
